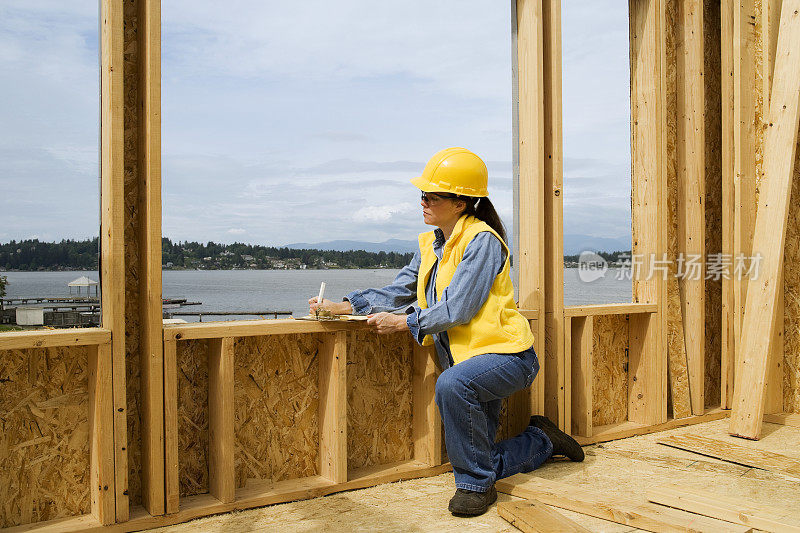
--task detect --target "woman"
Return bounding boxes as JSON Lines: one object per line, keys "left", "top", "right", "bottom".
{"left": 310, "top": 147, "right": 583, "bottom": 517}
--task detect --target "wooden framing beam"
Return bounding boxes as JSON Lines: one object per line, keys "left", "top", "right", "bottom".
{"left": 319, "top": 331, "right": 348, "bottom": 483}
{"left": 135, "top": 0, "right": 165, "bottom": 516}
{"left": 721, "top": 0, "right": 736, "bottom": 409}
{"left": 629, "top": 0, "right": 668, "bottom": 426}
{"left": 731, "top": 0, "right": 758, "bottom": 410}
{"left": 568, "top": 316, "right": 592, "bottom": 437}
{"left": 89, "top": 343, "right": 116, "bottom": 525}
{"left": 563, "top": 303, "right": 658, "bottom": 317}
{"left": 208, "top": 337, "right": 235, "bottom": 503}
{"left": 730, "top": 0, "right": 800, "bottom": 440}
{"left": 163, "top": 339, "right": 179, "bottom": 514}
{"left": 99, "top": 0, "right": 128, "bottom": 521}
{"left": 412, "top": 344, "right": 442, "bottom": 467}
{"left": 647, "top": 485, "right": 800, "bottom": 532}
{"left": 675, "top": 0, "right": 706, "bottom": 415}
{"left": 513, "top": 0, "right": 547, "bottom": 417}
{"left": 0, "top": 329, "right": 111, "bottom": 351}
{"left": 762, "top": 0, "right": 786, "bottom": 417}
{"left": 541, "top": 0, "right": 566, "bottom": 431}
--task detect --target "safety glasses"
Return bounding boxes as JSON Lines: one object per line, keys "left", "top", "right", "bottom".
{"left": 420, "top": 191, "right": 458, "bottom": 204}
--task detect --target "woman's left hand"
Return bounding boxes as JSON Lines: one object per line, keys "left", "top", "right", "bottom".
{"left": 366, "top": 312, "right": 409, "bottom": 334}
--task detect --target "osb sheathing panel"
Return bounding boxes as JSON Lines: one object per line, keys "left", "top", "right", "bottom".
{"left": 784, "top": 125, "right": 800, "bottom": 412}
{"left": 234, "top": 335, "right": 320, "bottom": 487}
{"left": 177, "top": 340, "right": 209, "bottom": 496}
{"left": 347, "top": 331, "right": 413, "bottom": 470}
{"left": 704, "top": 0, "right": 722, "bottom": 407}
{"left": 591, "top": 315, "right": 629, "bottom": 426}
{"left": 123, "top": 0, "right": 143, "bottom": 506}
{"left": 0, "top": 347, "right": 90, "bottom": 528}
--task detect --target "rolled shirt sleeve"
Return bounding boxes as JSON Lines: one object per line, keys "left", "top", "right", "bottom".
{"left": 407, "top": 232, "right": 506, "bottom": 344}
{"left": 345, "top": 251, "right": 420, "bottom": 314}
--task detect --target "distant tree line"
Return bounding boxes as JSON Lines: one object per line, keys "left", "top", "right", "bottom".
{"left": 0, "top": 238, "right": 414, "bottom": 271}
{"left": 563, "top": 250, "right": 632, "bottom": 264}
{"left": 161, "top": 238, "right": 414, "bottom": 269}
{"left": 0, "top": 239, "right": 100, "bottom": 271}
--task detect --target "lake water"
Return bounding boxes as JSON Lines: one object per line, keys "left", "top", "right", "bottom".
{"left": 2, "top": 269, "right": 632, "bottom": 322}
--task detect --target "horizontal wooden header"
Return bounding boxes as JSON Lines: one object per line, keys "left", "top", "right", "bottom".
{"left": 0, "top": 327, "right": 112, "bottom": 351}
{"left": 563, "top": 303, "right": 658, "bottom": 318}
{"left": 163, "top": 318, "right": 372, "bottom": 341}
{"left": 517, "top": 309, "right": 540, "bottom": 320}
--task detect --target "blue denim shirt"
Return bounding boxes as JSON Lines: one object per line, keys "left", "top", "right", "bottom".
{"left": 346, "top": 229, "right": 506, "bottom": 370}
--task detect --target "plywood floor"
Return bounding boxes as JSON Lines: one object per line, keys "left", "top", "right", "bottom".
{"left": 152, "top": 419, "right": 800, "bottom": 532}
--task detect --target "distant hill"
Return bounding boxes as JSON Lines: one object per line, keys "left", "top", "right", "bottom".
{"left": 284, "top": 239, "right": 418, "bottom": 254}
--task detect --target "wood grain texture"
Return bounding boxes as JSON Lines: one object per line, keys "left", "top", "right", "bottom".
{"left": 497, "top": 500, "right": 591, "bottom": 533}
{"left": 658, "top": 432, "right": 800, "bottom": 478}
{"left": 0, "top": 347, "right": 91, "bottom": 528}
{"left": 630, "top": 0, "right": 669, "bottom": 426}
{"left": 592, "top": 315, "right": 629, "bottom": 426}
{"left": 208, "top": 338, "right": 234, "bottom": 503}
{"left": 496, "top": 473, "right": 750, "bottom": 532}
{"left": 647, "top": 484, "right": 800, "bottom": 532}
{"left": 234, "top": 335, "right": 321, "bottom": 487}
{"left": 346, "top": 331, "right": 413, "bottom": 470}
{"left": 730, "top": 0, "right": 800, "bottom": 439}
{"left": 676, "top": 0, "right": 706, "bottom": 415}
{"left": 319, "top": 332, "right": 347, "bottom": 483}
{"left": 99, "top": 0, "right": 127, "bottom": 520}
{"left": 176, "top": 340, "right": 209, "bottom": 497}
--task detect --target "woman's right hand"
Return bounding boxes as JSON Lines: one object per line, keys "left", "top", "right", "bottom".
{"left": 308, "top": 297, "right": 353, "bottom": 315}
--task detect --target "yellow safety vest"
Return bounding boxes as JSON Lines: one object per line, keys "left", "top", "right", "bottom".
{"left": 416, "top": 215, "right": 534, "bottom": 364}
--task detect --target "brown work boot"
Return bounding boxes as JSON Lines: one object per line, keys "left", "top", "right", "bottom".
{"left": 448, "top": 485, "right": 497, "bottom": 516}
{"left": 530, "top": 415, "right": 585, "bottom": 462}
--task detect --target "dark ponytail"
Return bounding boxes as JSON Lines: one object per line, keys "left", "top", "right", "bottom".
{"left": 459, "top": 196, "right": 507, "bottom": 244}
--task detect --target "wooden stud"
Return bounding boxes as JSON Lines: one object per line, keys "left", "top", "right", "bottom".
{"left": 136, "top": 0, "right": 165, "bottom": 515}
{"left": 319, "top": 331, "right": 348, "bottom": 483}
{"left": 569, "top": 316, "right": 592, "bottom": 438}
{"left": 647, "top": 485, "right": 800, "bottom": 532}
{"left": 163, "top": 319, "right": 371, "bottom": 341}
{"left": 658, "top": 433, "right": 800, "bottom": 478}
{"left": 629, "top": 313, "right": 658, "bottom": 424}
{"left": 514, "top": 0, "right": 546, "bottom": 418}
{"left": 629, "top": 0, "right": 668, "bottom": 426}
{"left": 100, "top": 0, "right": 127, "bottom": 521}
{"left": 730, "top": 0, "right": 800, "bottom": 440}
{"left": 412, "top": 344, "right": 442, "bottom": 467}
{"left": 763, "top": 0, "right": 786, "bottom": 417}
{"left": 0, "top": 329, "right": 111, "bottom": 351}
{"left": 721, "top": 0, "right": 736, "bottom": 409}
{"left": 563, "top": 303, "right": 658, "bottom": 317}
{"left": 497, "top": 500, "right": 591, "bottom": 533}
{"left": 208, "top": 337, "right": 235, "bottom": 503}
{"left": 731, "top": 0, "right": 758, "bottom": 410}
{"left": 163, "top": 339, "right": 179, "bottom": 514}
{"left": 676, "top": 0, "right": 706, "bottom": 415}
{"left": 89, "top": 343, "right": 116, "bottom": 525}
{"left": 541, "top": 0, "right": 565, "bottom": 431}
{"left": 496, "top": 474, "right": 751, "bottom": 532}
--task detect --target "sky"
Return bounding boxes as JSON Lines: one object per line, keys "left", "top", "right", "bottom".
{"left": 0, "top": 0, "right": 631, "bottom": 248}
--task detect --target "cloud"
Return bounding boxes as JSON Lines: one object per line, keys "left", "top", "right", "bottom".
{"left": 2, "top": 1, "right": 634, "bottom": 248}
{"left": 352, "top": 203, "right": 417, "bottom": 223}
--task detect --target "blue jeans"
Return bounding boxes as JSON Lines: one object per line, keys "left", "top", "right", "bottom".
{"left": 434, "top": 346, "right": 553, "bottom": 492}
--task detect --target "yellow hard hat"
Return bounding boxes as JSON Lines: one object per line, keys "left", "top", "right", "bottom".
{"left": 410, "top": 147, "right": 489, "bottom": 197}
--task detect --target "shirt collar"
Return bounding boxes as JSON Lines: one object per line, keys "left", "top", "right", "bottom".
{"left": 433, "top": 228, "right": 446, "bottom": 249}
